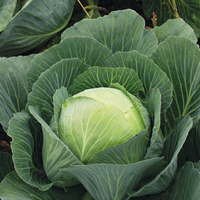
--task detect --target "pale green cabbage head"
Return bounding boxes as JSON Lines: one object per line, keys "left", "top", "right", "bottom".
{"left": 58, "top": 87, "right": 150, "bottom": 164}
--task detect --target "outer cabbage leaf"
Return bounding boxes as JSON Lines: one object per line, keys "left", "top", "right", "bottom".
{"left": 62, "top": 158, "right": 165, "bottom": 200}
{"left": 0, "top": 55, "right": 35, "bottom": 131}
{"left": 128, "top": 116, "right": 193, "bottom": 198}
{"left": 153, "top": 36, "right": 200, "bottom": 132}
{"left": 142, "top": 0, "right": 200, "bottom": 37}
{"left": 152, "top": 18, "right": 197, "bottom": 44}
{"left": 62, "top": 9, "right": 158, "bottom": 57}
{"left": 29, "top": 106, "right": 83, "bottom": 188}
{"left": 27, "top": 36, "right": 112, "bottom": 92}
{"left": 0, "top": 0, "right": 17, "bottom": 32}
{"left": 134, "top": 161, "right": 200, "bottom": 200}
{"left": 8, "top": 111, "right": 53, "bottom": 191}
{"left": 0, "top": 171, "right": 85, "bottom": 200}
{"left": 27, "top": 58, "right": 89, "bottom": 124}
{"left": 0, "top": 0, "right": 76, "bottom": 56}
{"left": 178, "top": 120, "right": 200, "bottom": 166}
{"left": 102, "top": 51, "right": 173, "bottom": 115}
{"left": 157, "top": 160, "right": 200, "bottom": 200}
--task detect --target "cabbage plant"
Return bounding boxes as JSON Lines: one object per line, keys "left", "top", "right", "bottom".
{"left": 0, "top": 9, "right": 200, "bottom": 200}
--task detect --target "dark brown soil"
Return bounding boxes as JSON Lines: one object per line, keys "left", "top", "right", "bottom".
{"left": 97, "top": 0, "right": 153, "bottom": 27}
{"left": 0, "top": 124, "right": 12, "bottom": 154}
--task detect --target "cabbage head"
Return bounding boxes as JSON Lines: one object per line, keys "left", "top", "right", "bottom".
{"left": 58, "top": 87, "right": 150, "bottom": 164}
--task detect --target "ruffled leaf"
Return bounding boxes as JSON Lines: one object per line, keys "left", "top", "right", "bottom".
{"left": 152, "top": 18, "right": 197, "bottom": 44}
{"left": 27, "top": 36, "right": 112, "bottom": 92}
{"left": 8, "top": 111, "right": 52, "bottom": 191}
{"left": 134, "top": 161, "right": 200, "bottom": 200}
{"left": 27, "top": 58, "right": 89, "bottom": 124}
{"left": 102, "top": 51, "right": 173, "bottom": 115}
{"left": 62, "top": 158, "right": 165, "bottom": 200}
{"left": 153, "top": 36, "right": 200, "bottom": 131}
{"left": 29, "top": 106, "right": 83, "bottom": 187}
{"left": 0, "top": 171, "right": 74, "bottom": 200}
{"left": 69, "top": 66, "right": 144, "bottom": 95}
{"left": 62, "top": 9, "right": 158, "bottom": 56}
{"left": 0, "top": 55, "right": 34, "bottom": 131}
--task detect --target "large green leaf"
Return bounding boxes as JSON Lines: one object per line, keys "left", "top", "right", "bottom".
{"left": 27, "top": 36, "right": 112, "bottom": 92}
{"left": 0, "top": 54, "right": 34, "bottom": 131}
{"left": 62, "top": 158, "right": 165, "bottom": 200}
{"left": 8, "top": 111, "right": 52, "bottom": 191}
{"left": 134, "top": 161, "right": 200, "bottom": 200}
{"left": 27, "top": 58, "right": 89, "bottom": 124}
{"left": 128, "top": 116, "right": 193, "bottom": 197}
{"left": 62, "top": 9, "right": 158, "bottom": 56}
{"left": 0, "top": 152, "right": 14, "bottom": 182}
{"left": 102, "top": 51, "right": 173, "bottom": 115}
{"left": 0, "top": 171, "right": 73, "bottom": 200}
{"left": 152, "top": 18, "right": 197, "bottom": 44}
{"left": 29, "top": 106, "right": 83, "bottom": 187}
{"left": 153, "top": 36, "right": 200, "bottom": 131}
{"left": 69, "top": 67, "right": 144, "bottom": 95}
{"left": 0, "top": 0, "right": 76, "bottom": 56}
{"left": 142, "top": 0, "right": 200, "bottom": 37}
{"left": 0, "top": 0, "right": 17, "bottom": 32}
{"left": 156, "top": 161, "right": 200, "bottom": 199}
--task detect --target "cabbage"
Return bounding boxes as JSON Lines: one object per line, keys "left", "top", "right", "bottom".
{"left": 0, "top": 9, "right": 199, "bottom": 200}
{"left": 59, "top": 87, "right": 150, "bottom": 163}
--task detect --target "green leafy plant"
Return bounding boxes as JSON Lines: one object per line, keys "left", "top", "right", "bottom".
{"left": 0, "top": 0, "right": 100, "bottom": 57}
{"left": 0, "top": 0, "right": 77, "bottom": 57}
{"left": 0, "top": 9, "right": 200, "bottom": 199}
{"left": 140, "top": 0, "right": 200, "bottom": 37}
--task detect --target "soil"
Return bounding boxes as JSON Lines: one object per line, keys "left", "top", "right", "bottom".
{"left": 0, "top": 124, "right": 11, "bottom": 154}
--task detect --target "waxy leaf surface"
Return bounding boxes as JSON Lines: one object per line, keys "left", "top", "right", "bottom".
{"left": 0, "top": 0, "right": 76, "bottom": 56}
